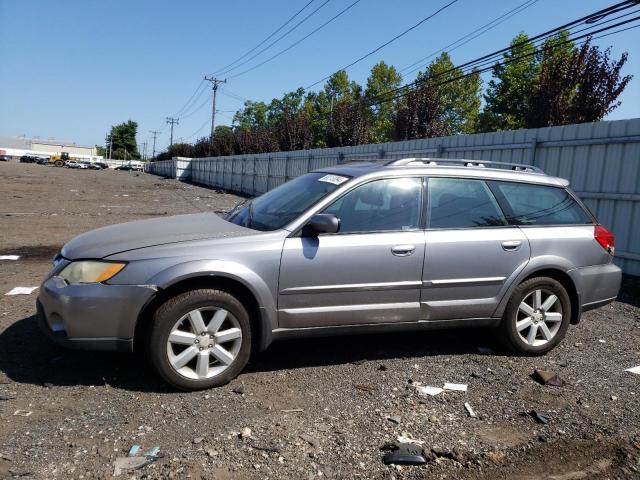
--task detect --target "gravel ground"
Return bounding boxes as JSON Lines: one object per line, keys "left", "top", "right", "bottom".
{"left": 0, "top": 162, "right": 639, "bottom": 480}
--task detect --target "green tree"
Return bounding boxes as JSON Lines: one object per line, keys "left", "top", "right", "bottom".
{"left": 365, "top": 61, "right": 402, "bottom": 142}
{"left": 424, "top": 53, "right": 481, "bottom": 134}
{"left": 478, "top": 33, "right": 539, "bottom": 132}
{"left": 233, "top": 100, "right": 269, "bottom": 129}
{"left": 105, "top": 120, "right": 140, "bottom": 159}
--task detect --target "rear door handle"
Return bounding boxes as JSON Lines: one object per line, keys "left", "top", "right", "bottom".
{"left": 501, "top": 240, "right": 522, "bottom": 251}
{"left": 391, "top": 244, "right": 416, "bottom": 256}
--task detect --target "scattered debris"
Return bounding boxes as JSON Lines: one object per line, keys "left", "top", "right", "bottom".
{"left": 144, "top": 446, "right": 161, "bottom": 458}
{"left": 193, "top": 437, "right": 204, "bottom": 444}
{"left": 485, "top": 451, "right": 506, "bottom": 463}
{"left": 0, "top": 255, "right": 19, "bottom": 260}
{"left": 0, "top": 395, "right": 16, "bottom": 401}
{"left": 13, "top": 410, "right": 32, "bottom": 417}
{"left": 378, "top": 364, "right": 387, "bottom": 371}
{"left": 240, "top": 427, "right": 252, "bottom": 439}
{"left": 598, "top": 339, "right": 606, "bottom": 343}
{"left": 281, "top": 408, "right": 304, "bottom": 413}
{"left": 128, "top": 445, "right": 141, "bottom": 457}
{"left": 529, "top": 410, "right": 550, "bottom": 424}
{"left": 113, "top": 457, "right": 155, "bottom": 476}
{"left": 464, "top": 402, "right": 477, "bottom": 418}
{"left": 232, "top": 385, "right": 245, "bottom": 394}
{"left": 625, "top": 366, "right": 640, "bottom": 375}
{"left": 354, "top": 383, "right": 376, "bottom": 392}
{"left": 387, "top": 415, "right": 401, "bottom": 424}
{"left": 444, "top": 382, "right": 468, "bottom": 392}
{"left": 532, "top": 369, "right": 565, "bottom": 387}
{"left": 5, "top": 287, "right": 38, "bottom": 296}
{"left": 397, "top": 434, "right": 425, "bottom": 445}
{"left": 412, "top": 382, "right": 444, "bottom": 397}
{"left": 381, "top": 442, "right": 428, "bottom": 466}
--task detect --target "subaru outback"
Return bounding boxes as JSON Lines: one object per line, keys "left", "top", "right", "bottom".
{"left": 37, "top": 158, "right": 621, "bottom": 390}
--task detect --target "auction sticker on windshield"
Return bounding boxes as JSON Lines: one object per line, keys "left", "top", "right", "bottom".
{"left": 318, "top": 174, "right": 349, "bottom": 185}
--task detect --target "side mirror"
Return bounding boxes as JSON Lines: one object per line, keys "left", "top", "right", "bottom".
{"left": 306, "top": 214, "right": 341, "bottom": 235}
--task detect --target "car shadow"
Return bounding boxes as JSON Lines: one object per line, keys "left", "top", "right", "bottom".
{"left": 0, "top": 315, "right": 503, "bottom": 392}
{"left": 618, "top": 274, "right": 640, "bottom": 308}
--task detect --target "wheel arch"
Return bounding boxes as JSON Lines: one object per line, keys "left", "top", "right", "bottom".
{"left": 134, "top": 274, "right": 273, "bottom": 354}
{"left": 495, "top": 264, "right": 581, "bottom": 325}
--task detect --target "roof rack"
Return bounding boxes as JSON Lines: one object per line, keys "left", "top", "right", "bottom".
{"left": 386, "top": 157, "right": 544, "bottom": 174}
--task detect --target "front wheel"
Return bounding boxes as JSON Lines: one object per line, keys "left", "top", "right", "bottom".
{"left": 499, "top": 277, "right": 571, "bottom": 355}
{"left": 147, "top": 288, "right": 252, "bottom": 390}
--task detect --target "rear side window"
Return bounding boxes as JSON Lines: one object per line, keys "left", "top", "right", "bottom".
{"left": 427, "top": 178, "right": 507, "bottom": 229}
{"left": 489, "top": 181, "right": 592, "bottom": 226}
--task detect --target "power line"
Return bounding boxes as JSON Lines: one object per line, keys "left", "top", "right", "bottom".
{"left": 400, "top": 0, "right": 539, "bottom": 75}
{"left": 211, "top": 0, "right": 317, "bottom": 75}
{"left": 304, "top": 0, "right": 460, "bottom": 89}
{"left": 171, "top": 80, "right": 207, "bottom": 118}
{"left": 216, "top": 0, "right": 333, "bottom": 77}
{"left": 227, "top": 0, "right": 362, "bottom": 80}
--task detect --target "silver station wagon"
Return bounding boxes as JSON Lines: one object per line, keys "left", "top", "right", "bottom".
{"left": 38, "top": 158, "right": 621, "bottom": 390}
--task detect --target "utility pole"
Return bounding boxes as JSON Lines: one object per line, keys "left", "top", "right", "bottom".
{"left": 108, "top": 136, "right": 113, "bottom": 160}
{"left": 166, "top": 117, "right": 179, "bottom": 146}
{"left": 149, "top": 130, "right": 160, "bottom": 158}
{"left": 142, "top": 141, "right": 148, "bottom": 161}
{"left": 204, "top": 76, "right": 226, "bottom": 141}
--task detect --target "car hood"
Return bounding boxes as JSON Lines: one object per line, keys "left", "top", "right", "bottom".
{"left": 61, "top": 212, "right": 254, "bottom": 260}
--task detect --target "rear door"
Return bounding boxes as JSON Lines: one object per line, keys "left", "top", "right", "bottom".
{"left": 421, "top": 177, "right": 531, "bottom": 320}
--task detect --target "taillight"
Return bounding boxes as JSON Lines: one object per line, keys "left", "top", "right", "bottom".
{"left": 594, "top": 225, "right": 615, "bottom": 255}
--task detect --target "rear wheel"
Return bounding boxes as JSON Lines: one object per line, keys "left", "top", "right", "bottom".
{"left": 499, "top": 277, "right": 571, "bottom": 355}
{"left": 147, "top": 288, "right": 251, "bottom": 390}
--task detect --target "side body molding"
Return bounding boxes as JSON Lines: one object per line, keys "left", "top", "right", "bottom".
{"left": 147, "top": 260, "right": 278, "bottom": 350}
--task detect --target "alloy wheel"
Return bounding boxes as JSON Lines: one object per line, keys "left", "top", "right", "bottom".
{"left": 515, "top": 288, "right": 563, "bottom": 347}
{"left": 166, "top": 307, "right": 242, "bottom": 380}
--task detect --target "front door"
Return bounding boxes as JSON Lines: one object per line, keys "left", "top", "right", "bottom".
{"left": 421, "top": 177, "right": 531, "bottom": 320}
{"left": 278, "top": 177, "right": 425, "bottom": 328}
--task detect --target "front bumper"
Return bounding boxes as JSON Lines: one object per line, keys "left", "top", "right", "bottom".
{"left": 37, "top": 276, "right": 157, "bottom": 352}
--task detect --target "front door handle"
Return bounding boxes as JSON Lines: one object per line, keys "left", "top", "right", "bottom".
{"left": 391, "top": 244, "right": 416, "bottom": 256}
{"left": 502, "top": 240, "right": 522, "bottom": 251}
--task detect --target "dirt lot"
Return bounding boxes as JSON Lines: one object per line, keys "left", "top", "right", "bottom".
{"left": 1, "top": 162, "right": 639, "bottom": 479}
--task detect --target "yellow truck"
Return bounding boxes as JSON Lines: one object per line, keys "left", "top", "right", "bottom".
{"left": 49, "top": 152, "right": 70, "bottom": 167}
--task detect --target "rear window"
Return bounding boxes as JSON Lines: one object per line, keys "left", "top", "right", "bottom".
{"left": 489, "top": 181, "right": 592, "bottom": 226}
{"left": 427, "top": 178, "right": 507, "bottom": 229}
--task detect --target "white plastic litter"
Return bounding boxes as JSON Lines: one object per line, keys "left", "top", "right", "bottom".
{"left": 464, "top": 402, "right": 477, "bottom": 418}
{"left": 443, "top": 382, "right": 468, "bottom": 392}
{"left": 397, "top": 435, "right": 425, "bottom": 445}
{"left": 415, "top": 385, "right": 443, "bottom": 396}
{"left": 625, "top": 366, "right": 640, "bottom": 375}
{"left": 0, "top": 255, "right": 20, "bottom": 260}
{"left": 5, "top": 287, "right": 38, "bottom": 296}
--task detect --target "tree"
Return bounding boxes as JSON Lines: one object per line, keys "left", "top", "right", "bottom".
{"left": 105, "top": 120, "right": 140, "bottom": 159}
{"left": 526, "top": 38, "right": 632, "bottom": 127}
{"left": 424, "top": 53, "right": 481, "bottom": 134}
{"left": 233, "top": 100, "right": 269, "bottom": 130}
{"left": 394, "top": 82, "right": 449, "bottom": 141}
{"left": 478, "top": 33, "right": 539, "bottom": 132}
{"left": 327, "top": 101, "right": 369, "bottom": 147}
{"left": 365, "top": 61, "right": 402, "bottom": 142}
{"left": 95, "top": 145, "right": 107, "bottom": 157}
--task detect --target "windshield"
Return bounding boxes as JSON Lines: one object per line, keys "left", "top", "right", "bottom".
{"left": 224, "top": 172, "right": 350, "bottom": 231}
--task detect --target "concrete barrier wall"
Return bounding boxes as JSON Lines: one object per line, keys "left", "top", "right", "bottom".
{"left": 147, "top": 119, "right": 640, "bottom": 275}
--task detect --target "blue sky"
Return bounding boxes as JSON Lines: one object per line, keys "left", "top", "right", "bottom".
{"left": 0, "top": 0, "right": 638, "bottom": 153}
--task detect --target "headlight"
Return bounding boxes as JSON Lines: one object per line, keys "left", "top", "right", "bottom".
{"left": 58, "top": 261, "right": 126, "bottom": 284}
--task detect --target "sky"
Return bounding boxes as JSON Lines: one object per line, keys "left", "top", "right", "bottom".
{"left": 0, "top": 0, "right": 638, "bottom": 154}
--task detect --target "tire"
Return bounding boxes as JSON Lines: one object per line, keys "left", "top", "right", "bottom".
{"left": 147, "top": 288, "right": 252, "bottom": 390}
{"left": 499, "top": 277, "right": 571, "bottom": 355}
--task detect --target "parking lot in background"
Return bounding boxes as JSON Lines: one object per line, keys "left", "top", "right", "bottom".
{"left": 0, "top": 162, "right": 639, "bottom": 479}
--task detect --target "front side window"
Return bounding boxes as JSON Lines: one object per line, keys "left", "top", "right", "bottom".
{"left": 323, "top": 177, "right": 422, "bottom": 233}
{"left": 428, "top": 177, "right": 507, "bottom": 229}
{"left": 224, "top": 172, "right": 350, "bottom": 231}
{"left": 489, "top": 181, "right": 592, "bottom": 226}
